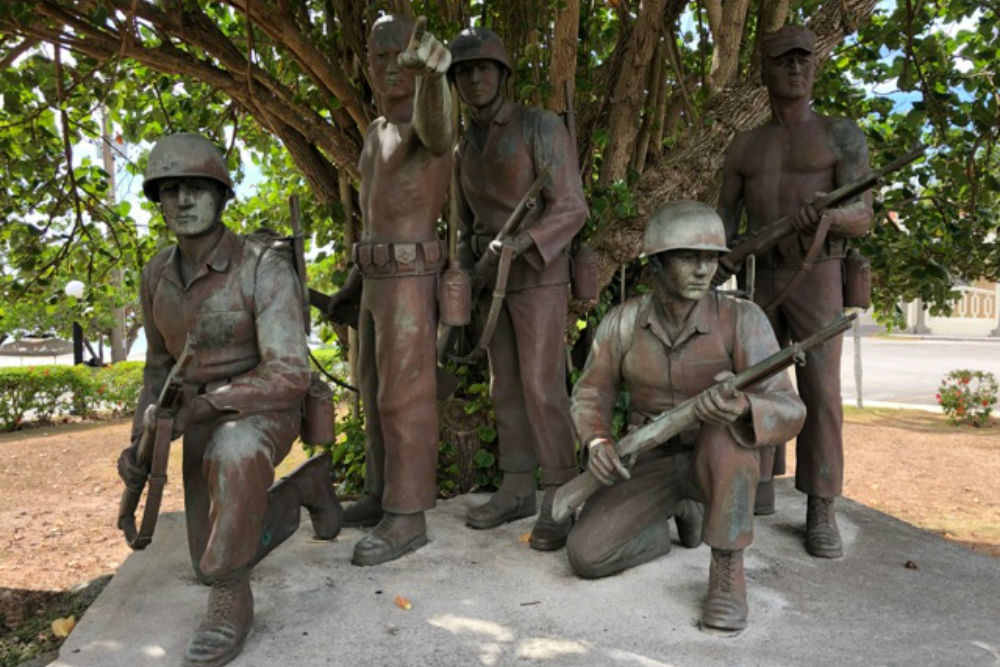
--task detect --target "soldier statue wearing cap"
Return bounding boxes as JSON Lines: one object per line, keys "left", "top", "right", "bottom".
{"left": 319, "top": 15, "right": 454, "bottom": 566}
{"left": 718, "top": 24, "right": 873, "bottom": 558}
{"left": 447, "top": 27, "right": 589, "bottom": 551}
{"left": 120, "top": 132, "right": 343, "bottom": 666}
{"left": 566, "top": 201, "right": 805, "bottom": 631}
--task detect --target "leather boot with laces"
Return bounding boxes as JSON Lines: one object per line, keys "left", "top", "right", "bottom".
{"left": 673, "top": 499, "right": 704, "bottom": 549}
{"left": 184, "top": 570, "right": 253, "bottom": 667}
{"left": 344, "top": 493, "right": 383, "bottom": 528}
{"left": 701, "top": 548, "right": 747, "bottom": 632}
{"left": 806, "top": 495, "right": 843, "bottom": 558}
{"left": 529, "top": 486, "right": 572, "bottom": 552}
{"left": 352, "top": 511, "right": 428, "bottom": 566}
{"left": 290, "top": 454, "right": 343, "bottom": 539}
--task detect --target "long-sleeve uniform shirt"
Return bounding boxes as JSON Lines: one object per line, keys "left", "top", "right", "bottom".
{"left": 132, "top": 227, "right": 310, "bottom": 579}
{"left": 566, "top": 290, "right": 805, "bottom": 577}
{"left": 454, "top": 100, "right": 587, "bottom": 484}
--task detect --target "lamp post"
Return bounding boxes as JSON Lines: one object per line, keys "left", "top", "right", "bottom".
{"left": 64, "top": 280, "right": 87, "bottom": 365}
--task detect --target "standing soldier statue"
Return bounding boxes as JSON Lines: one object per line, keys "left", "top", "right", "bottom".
{"left": 718, "top": 25, "right": 873, "bottom": 558}
{"left": 319, "top": 15, "right": 454, "bottom": 565}
{"left": 118, "top": 132, "right": 342, "bottom": 667}
{"left": 449, "top": 27, "right": 588, "bottom": 551}
{"left": 566, "top": 201, "right": 806, "bottom": 631}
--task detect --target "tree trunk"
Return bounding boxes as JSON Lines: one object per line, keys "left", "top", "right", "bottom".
{"left": 547, "top": 0, "right": 580, "bottom": 114}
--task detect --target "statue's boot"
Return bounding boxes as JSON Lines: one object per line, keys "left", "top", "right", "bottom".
{"left": 805, "top": 495, "right": 843, "bottom": 559}
{"left": 344, "top": 493, "right": 383, "bottom": 528}
{"left": 466, "top": 472, "right": 536, "bottom": 529}
{"left": 701, "top": 548, "right": 748, "bottom": 632}
{"left": 673, "top": 499, "right": 704, "bottom": 548}
{"left": 529, "top": 486, "right": 573, "bottom": 551}
{"left": 352, "top": 511, "right": 427, "bottom": 566}
{"left": 183, "top": 570, "right": 253, "bottom": 667}
{"left": 754, "top": 479, "right": 776, "bottom": 516}
{"left": 251, "top": 454, "right": 343, "bottom": 567}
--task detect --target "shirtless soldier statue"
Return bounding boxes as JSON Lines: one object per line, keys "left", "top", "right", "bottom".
{"left": 718, "top": 25, "right": 873, "bottom": 558}
{"left": 121, "top": 132, "right": 342, "bottom": 666}
{"left": 321, "top": 15, "right": 453, "bottom": 566}
{"left": 449, "top": 28, "right": 588, "bottom": 551}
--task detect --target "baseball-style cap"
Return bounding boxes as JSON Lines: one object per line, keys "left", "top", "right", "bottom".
{"left": 761, "top": 25, "right": 816, "bottom": 57}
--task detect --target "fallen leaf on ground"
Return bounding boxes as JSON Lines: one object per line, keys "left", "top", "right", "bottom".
{"left": 51, "top": 616, "right": 75, "bottom": 637}
{"left": 518, "top": 533, "right": 531, "bottom": 543}
{"left": 394, "top": 595, "right": 412, "bottom": 610}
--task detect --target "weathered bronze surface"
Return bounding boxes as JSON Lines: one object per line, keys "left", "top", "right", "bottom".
{"left": 450, "top": 28, "right": 588, "bottom": 550}
{"left": 566, "top": 201, "right": 805, "bottom": 632}
{"left": 121, "top": 133, "right": 342, "bottom": 667}
{"left": 321, "top": 15, "right": 454, "bottom": 566}
{"left": 717, "top": 25, "right": 874, "bottom": 555}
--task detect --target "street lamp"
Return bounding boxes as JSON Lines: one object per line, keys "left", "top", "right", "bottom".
{"left": 64, "top": 280, "right": 91, "bottom": 365}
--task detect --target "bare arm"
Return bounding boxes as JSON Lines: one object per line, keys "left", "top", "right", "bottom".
{"left": 399, "top": 17, "right": 453, "bottom": 156}
{"left": 718, "top": 132, "right": 750, "bottom": 243}
{"left": 827, "top": 119, "right": 874, "bottom": 238}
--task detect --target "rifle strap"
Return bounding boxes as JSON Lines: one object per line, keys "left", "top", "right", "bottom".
{"left": 451, "top": 242, "right": 515, "bottom": 363}
{"left": 763, "top": 214, "right": 834, "bottom": 315}
{"left": 130, "top": 414, "right": 175, "bottom": 550}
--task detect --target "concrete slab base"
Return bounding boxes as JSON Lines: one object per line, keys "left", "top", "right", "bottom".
{"left": 51, "top": 479, "right": 999, "bottom": 667}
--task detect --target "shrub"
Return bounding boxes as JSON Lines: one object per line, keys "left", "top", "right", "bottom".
{"left": 937, "top": 369, "right": 998, "bottom": 427}
{"left": 0, "top": 365, "right": 94, "bottom": 430}
{"left": 93, "top": 362, "right": 145, "bottom": 416}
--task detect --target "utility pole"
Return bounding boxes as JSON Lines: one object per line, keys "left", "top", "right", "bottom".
{"left": 101, "top": 107, "right": 127, "bottom": 362}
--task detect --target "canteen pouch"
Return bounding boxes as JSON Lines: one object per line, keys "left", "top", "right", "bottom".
{"left": 842, "top": 247, "right": 872, "bottom": 309}
{"left": 438, "top": 265, "right": 472, "bottom": 326}
{"left": 570, "top": 241, "right": 600, "bottom": 300}
{"left": 301, "top": 373, "right": 335, "bottom": 445}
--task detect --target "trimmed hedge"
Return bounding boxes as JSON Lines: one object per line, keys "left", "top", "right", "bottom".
{"left": 0, "top": 362, "right": 145, "bottom": 431}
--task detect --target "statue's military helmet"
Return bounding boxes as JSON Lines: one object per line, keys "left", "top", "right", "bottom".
{"left": 640, "top": 200, "right": 730, "bottom": 257}
{"left": 448, "top": 27, "right": 511, "bottom": 77}
{"left": 142, "top": 133, "right": 235, "bottom": 203}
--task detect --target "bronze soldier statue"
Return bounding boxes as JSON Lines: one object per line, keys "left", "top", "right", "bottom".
{"left": 118, "top": 132, "right": 342, "bottom": 667}
{"left": 448, "top": 28, "right": 589, "bottom": 551}
{"left": 718, "top": 25, "right": 873, "bottom": 557}
{"left": 320, "top": 15, "right": 454, "bottom": 565}
{"left": 567, "top": 201, "right": 805, "bottom": 631}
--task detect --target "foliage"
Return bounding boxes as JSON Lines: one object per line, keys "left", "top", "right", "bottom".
{"left": 0, "top": 361, "right": 144, "bottom": 431}
{"left": 936, "top": 369, "right": 998, "bottom": 427}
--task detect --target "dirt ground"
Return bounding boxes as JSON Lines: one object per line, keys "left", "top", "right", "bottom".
{"left": 0, "top": 409, "right": 997, "bottom": 661}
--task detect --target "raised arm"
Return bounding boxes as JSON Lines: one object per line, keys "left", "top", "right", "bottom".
{"left": 398, "top": 17, "right": 454, "bottom": 156}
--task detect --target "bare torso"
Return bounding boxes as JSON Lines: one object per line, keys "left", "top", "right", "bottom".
{"left": 719, "top": 112, "right": 871, "bottom": 238}
{"left": 359, "top": 118, "right": 451, "bottom": 244}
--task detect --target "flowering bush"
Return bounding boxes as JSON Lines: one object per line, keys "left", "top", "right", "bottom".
{"left": 936, "top": 369, "right": 998, "bottom": 427}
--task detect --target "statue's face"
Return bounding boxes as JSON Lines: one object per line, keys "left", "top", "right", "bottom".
{"left": 762, "top": 49, "right": 815, "bottom": 100}
{"left": 158, "top": 177, "right": 224, "bottom": 238}
{"left": 368, "top": 18, "right": 415, "bottom": 100}
{"left": 655, "top": 250, "right": 718, "bottom": 302}
{"left": 453, "top": 59, "right": 502, "bottom": 109}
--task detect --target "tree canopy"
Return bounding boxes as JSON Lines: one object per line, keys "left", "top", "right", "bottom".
{"left": 1, "top": 0, "right": 997, "bottom": 356}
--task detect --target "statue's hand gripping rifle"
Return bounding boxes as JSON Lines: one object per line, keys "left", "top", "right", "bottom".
{"left": 713, "top": 145, "right": 927, "bottom": 287}
{"left": 117, "top": 332, "right": 196, "bottom": 550}
{"left": 551, "top": 312, "right": 857, "bottom": 523}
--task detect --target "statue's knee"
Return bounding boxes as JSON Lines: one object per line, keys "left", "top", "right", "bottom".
{"left": 566, "top": 532, "right": 607, "bottom": 580}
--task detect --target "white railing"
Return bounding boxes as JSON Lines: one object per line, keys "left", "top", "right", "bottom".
{"left": 907, "top": 284, "right": 1000, "bottom": 336}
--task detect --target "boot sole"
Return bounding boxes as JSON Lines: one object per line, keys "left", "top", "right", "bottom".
{"left": 351, "top": 533, "right": 429, "bottom": 567}
{"left": 466, "top": 506, "right": 536, "bottom": 530}
{"left": 806, "top": 543, "right": 843, "bottom": 559}
{"left": 183, "top": 627, "right": 251, "bottom": 667}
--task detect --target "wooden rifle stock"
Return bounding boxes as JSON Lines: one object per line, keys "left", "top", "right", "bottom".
{"left": 551, "top": 312, "right": 857, "bottom": 522}
{"left": 715, "top": 144, "right": 926, "bottom": 284}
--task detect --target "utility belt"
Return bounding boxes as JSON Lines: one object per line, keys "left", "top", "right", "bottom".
{"left": 469, "top": 233, "right": 599, "bottom": 300}
{"left": 760, "top": 235, "right": 848, "bottom": 269}
{"left": 353, "top": 240, "right": 446, "bottom": 278}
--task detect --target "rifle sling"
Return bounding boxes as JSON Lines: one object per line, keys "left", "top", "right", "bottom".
{"left": 129, "top": 414, "right": 175, "bottom": 550}
{"left": 451, "top": 243, "right": 515, "bottom": 363}
{"left": 762, "top": 214, "right": 834, "bottom": 315}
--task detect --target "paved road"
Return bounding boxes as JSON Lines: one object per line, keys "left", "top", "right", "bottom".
{"left": 840, "top": 334, "right": 1000, "bottom": 409}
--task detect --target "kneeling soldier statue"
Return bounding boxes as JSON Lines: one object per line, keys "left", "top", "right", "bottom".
{"left": 566, "top": 201, "right": 805, "bottom": 631}
{"left": 117, "top": 133, "right": 343, "bottom": 667}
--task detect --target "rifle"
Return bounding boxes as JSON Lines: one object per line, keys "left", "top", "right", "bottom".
{"left": 714, "top": 144, "right": 926, "bottom": 286}
{"left": 118, "top": 332, "right": 196, "bottom": 549}
{"left": 443, "top": 163, "right": 551, "bottom": 364}
{"left": 551, "top": 312, "right": 857, "bottom": 523}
